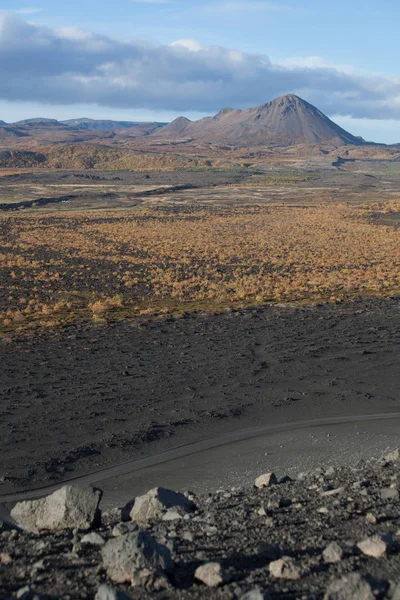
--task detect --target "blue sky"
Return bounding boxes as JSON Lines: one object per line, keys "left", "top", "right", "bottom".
{"left": 1, "top": 0, "right": 400, "bottom": 142}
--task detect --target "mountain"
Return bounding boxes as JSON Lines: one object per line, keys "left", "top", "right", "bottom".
{"left": 0, "top": 120, "right": 7, "bottom": 126}
{"left": 12, "top": 118, "right": 64, "bottom": 127}
{"left": 61, "top": 118, "right": 166, "bottom": 132}
{"left": 151, "top": 94, "right": 364, "bottom": 147}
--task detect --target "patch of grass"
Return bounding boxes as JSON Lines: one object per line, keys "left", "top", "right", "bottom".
{"left": 0, "top": 200, "right": 399, "bottom": 334}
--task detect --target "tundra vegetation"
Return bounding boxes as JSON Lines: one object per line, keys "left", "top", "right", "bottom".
{"left": 1, "top": 197, "right": 399, "bottom": 334}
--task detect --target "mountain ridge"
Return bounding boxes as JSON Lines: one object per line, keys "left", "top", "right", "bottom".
{"left": 150, "top": 94, "right": 366, "bottom": 147}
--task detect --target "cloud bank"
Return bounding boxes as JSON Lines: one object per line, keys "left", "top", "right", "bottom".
{"left": 0, "top": 14, "right": 399, "bottom": 119}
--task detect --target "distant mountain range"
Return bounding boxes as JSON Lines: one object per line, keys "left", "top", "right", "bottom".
{"left": 0, "top": 118, "right": 166, "bottom": 133}
{"left": 150, "top": 94, "right": 366, "bottom": 147}
{"left": 0, "top": 95, "right": 396, "bottom": 149}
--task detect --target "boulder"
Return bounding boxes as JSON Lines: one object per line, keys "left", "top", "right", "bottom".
{"left": 195, "top": 562, "right": 228, "bottom": 587}
{"left": 124, "top": 487, "right": 195, "bottom": 521}
{"left": 101, "top": 531, "right": 172, "bottom": 585}
{"left": 323, "top": 573, "right": 374, "bottom": 600}
{"left": 269, "top": 557, "right": 300, "bottom": 580}
{"left": 11, "top": 485, "right": 102, "bottom": 533}
{"left": 254, "top": 473, "right": 277, "bottom": 489}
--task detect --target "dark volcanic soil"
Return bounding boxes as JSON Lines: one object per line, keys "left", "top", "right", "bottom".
{"left": 1, "top": 297, "right": 399, "bottom": 494}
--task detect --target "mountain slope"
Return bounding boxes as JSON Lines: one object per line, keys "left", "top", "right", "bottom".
{"left": 151, "top": 94, "right": 364, "bottom": 147}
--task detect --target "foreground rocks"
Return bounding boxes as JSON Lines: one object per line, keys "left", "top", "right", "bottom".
{"left": 10, "top": 485, "right": 102, "bottom": 533}
{"left": 2, "top": 451, "right": 400, "bottom": 599}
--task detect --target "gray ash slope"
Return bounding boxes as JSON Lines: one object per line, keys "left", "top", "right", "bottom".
{"left": 1, "top": 296, "right": 400, "bottom": 494}
{"left": 2, "top": 451, "right": 400, "bottom": 599}
{"left": 150, "top": 94, "right": 365, "bottom": 147}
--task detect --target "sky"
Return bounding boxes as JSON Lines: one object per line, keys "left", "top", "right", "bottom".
{"left": 0, "top": 0, "right": 400, "bottom": 143}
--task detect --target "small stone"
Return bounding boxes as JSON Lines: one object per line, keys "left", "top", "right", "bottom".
{"left": 11, "top": 485, "right": 102, "bottom": 533}
{"left": 195, "top": 562, "right": 228, "bottom": 587}
{"left": 0, "top": 552, "right": 12, "bottom": 564}
{"left": 102, "top": 531, "right": 172, "bottom": 584}
{"left": 383, "top": 448, "right": 400, "bottom": 463}
{"left": 318, "top": 507, "right": 329, "bottom": 514}
{"left": 81, "top": 532, "right": 105, "bottom": 546}
{"left": 111, "top": 522, "right": 138, "bottom": 537}
{"left": 323, "top": 573, "right": 374, "bottom": 600}
{"left": 320, "top": 487, "right": 345, "bottom": 497}
{"left": 357, "top": 535, "right": 390, "bottom": 558}
{"left": 162, "top": 509, "right": 184, "bottom": 521}
{"left": 323, "top": 542, "right": 343, "bottom": 563}
{"left": 124, "top": 487, "right": 195, "bottom": 521}
{"left": 365, "top": 513, "right": 376, "bottom": 524}
{"left": 269, "top": 557, "right": 300, "bottom": 580}
{"left": 130, "top": 568, "right": 169, "bottom": 590}
{"left": 16, "top": 587, "right": 46, "bottom": 600}
{"left": 255, "top": 473, "right": 278, "bottom": 489}
{"left": 380, "top": 488, "right": 399, "bottom": 501}
{"left": 182, "top": 531, "right": 194, "bottom": 542}
{"left": 95, "top": 585, "right": 132, "bottom": 600}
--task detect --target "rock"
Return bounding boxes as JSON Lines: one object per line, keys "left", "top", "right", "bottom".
{"left": 162, "top": 509, "right": 184, "bottom": 521}
{"left": 357, "top": 535, "right": 390, "bottom": 558}
{"left": 195, "top": 562, "right": 228, "bottom": 587}
{"left": 255, "top": 473, "right": 277, "bottom": 489}
{"left": 383, "top": 448, "right": 400, "bottom": 463}
{"left": 0, "top": 552, "right": 12, "bottom": 564}
{"left": 323, "top": 573, "right": 374, "bottom": 600}
{"left": 323, "top": 542, "right": 343, "bottom": 563}
{"left": 269, "top": 557, "right": 300, "bottom": 580}
{"left": 95, "top": 585, "right": 132, "bottom": 600}
{"left": 365, "top": 512, "right": 376, "bottom": 524}
{"left": 101, "top": 531, "right": 172, "bottom": 584}
{"left": 16, "top": 587, "right": 46, "bottom": 600}
{"left": 380, "top": 488, "right": 399, "bottom": 501}
{"left": 111, "top": 522, "right": 138, "bottom": 537}
{"left": 390, "top": 583, "right": 400, "bottom": 600}
{"left": 130, "top": 568, "right": 169, "bottom": 590}
{"left": 124, "top": 487, "right": 195, "bottom": 522}
{"left": 318, "top": 507, "right": 329, "bottom": 514}
{"left": 81, "top": 532, "right": 105, "bottom": 546}
{"left": 320, "top": 487, "right": 345, "bottom": 497}
{"left": 11, "top": 485, "right": 102, "bottom": 533}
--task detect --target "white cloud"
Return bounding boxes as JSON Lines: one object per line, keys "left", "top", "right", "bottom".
{"left": 0, "top": 14, "right": 400, "bottom": 121}
{"left": 170, "top": 39, "right": 205, "bottom": 52}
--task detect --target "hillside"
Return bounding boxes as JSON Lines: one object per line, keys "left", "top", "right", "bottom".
{"left": 151, "top": 94, "right": 365, "bottom": 147}
{"left": 0, "top": 144, "right": 227, "bottom": 171}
